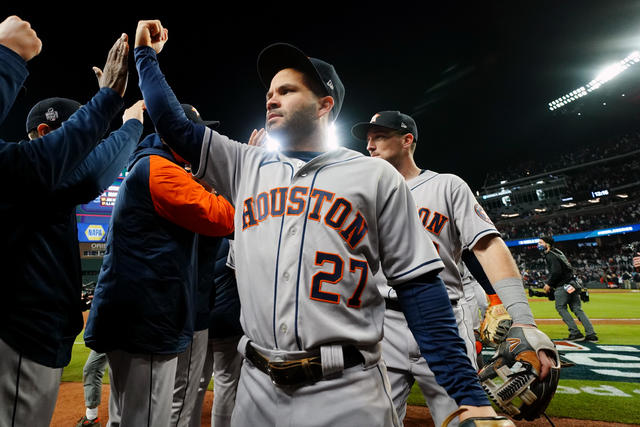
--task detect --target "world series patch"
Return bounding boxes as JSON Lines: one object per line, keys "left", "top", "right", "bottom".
{"left": 474, "top": 203, "right": 494, "bottom": 225}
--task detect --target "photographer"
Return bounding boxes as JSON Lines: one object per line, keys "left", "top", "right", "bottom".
{"left": 538, "top": 236, "right": 598, "bottom": 342}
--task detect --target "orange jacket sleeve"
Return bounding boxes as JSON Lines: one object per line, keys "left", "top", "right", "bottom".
{"left": 148, "top": 155, "right": 234, "bottom": 236}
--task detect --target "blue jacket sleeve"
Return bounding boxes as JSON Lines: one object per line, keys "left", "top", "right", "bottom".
{"left": 1, "top": 87, "right": 124, "bottom": 196}
{"left": 0, "top": 45, "right": 28, "bottom": 123}
{"left": 396, "top": 272, "right": 490, "bottom": 407}
{"left": 55, "top": 118, "right": 143, "bottom": 204}
{"left": 135, "top": 46, "right": 205, "bottom": 169}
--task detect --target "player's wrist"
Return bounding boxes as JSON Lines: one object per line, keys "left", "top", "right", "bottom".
{"left": 458, "top": 405, "right": 497, "bottom": 420}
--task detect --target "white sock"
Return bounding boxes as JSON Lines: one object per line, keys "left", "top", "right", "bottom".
{"left": 86, "top": 407, "right": 98, "bottom": 420}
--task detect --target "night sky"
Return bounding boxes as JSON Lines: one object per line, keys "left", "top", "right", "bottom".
{"left": 2, "top": 2, "right": 640, "bottom": 190}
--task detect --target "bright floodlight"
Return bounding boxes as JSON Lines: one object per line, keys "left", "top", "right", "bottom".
{"left": 265, "top": 133, "right": 280, "bottom": 151}
{"left": 548, "top": 51, "right": 640, "bottom": 111}
{"left": 327, "top": 123, "right": 340, "bottom": 150}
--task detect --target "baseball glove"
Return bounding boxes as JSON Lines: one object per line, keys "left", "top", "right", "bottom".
{"left": 478, "top": 326, "right": 560, "bottom": 421}
{"left": 479, "top": 303, "right": 512, "bottom": 347}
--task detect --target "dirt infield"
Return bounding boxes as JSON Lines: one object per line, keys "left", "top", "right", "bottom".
{"left": 51, "top": 382, "right": 638, "bottom": 427}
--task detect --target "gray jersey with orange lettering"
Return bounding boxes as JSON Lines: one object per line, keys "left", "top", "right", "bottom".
{"left": 194, "top": 129, "right": 444, "bottom": 352}
{"left": 378, "top": 170, "right": 499, "bottom": 301}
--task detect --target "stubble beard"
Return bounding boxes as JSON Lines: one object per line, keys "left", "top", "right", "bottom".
{"left": 266, "top": 103, "right": 318, "bottom": 150}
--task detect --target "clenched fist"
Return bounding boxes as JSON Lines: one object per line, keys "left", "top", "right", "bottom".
{"left": 0, "top": 15, "right": 42, "bottom": 61}
{"left": 135, "top": 20, "right": 168, "bottom": 54}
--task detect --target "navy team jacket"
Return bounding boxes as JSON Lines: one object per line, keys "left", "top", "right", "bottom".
{"left": 84, "top": 135, "right": 234, "bottom": 355}
{"left": 0, "top": 45, "right": 141, "bottom": 368}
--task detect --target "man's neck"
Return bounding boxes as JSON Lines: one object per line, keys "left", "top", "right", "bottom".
{"left": 279, "top": 124, "right": 328, "bottom": 152}
{"left": 396, "top": 157, "right": 422, "bottom": 181}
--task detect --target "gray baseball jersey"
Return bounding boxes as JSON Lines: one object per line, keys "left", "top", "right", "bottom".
{"left": 194, "top": 129, "right": 444, "bottom": 352}
{"left": 460, "top": 261, "right": 488, "bottom": 330}
{"left": 379, "top": 170, "right": 499, "bottom": 425}
{"left": 378, "top": 170, "right": 499, "bottom": 301}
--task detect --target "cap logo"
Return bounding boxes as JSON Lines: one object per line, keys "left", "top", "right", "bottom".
{"left": 370, "top": 113, "right": 381, "bottom": 123}
{"left": 401, "top": 122, "right": 408, "bottom": 128}
{"left": 326, "top": 79, "right": 334, "bottom": 91}
{"left": 45, "top": 107, "right": 58, "bottom": 122}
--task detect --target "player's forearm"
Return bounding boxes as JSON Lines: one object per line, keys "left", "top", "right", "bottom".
{"left": 55, "top": 119, "right": 143, "bottom": 203}
{"left": 472, "top": 235, "right": 535, "bottom": 325}
{"left": 461, "top": 249, "right": 497, "bottom": 295}
{"left": 15, "top": 88, "right": 124, "bottom": 193}
{"left": 396, "top": 272, "right": 490, "bottom": 407}
{"left": 135, "top": 46, "right": 204, "bottom": 168}
{"left": 0, "top": 44, "right": 28, "bottom": 124}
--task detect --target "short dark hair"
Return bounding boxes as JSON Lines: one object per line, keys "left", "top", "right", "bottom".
{"left": 540, "top": 235, "right": 554, "bottom": 245}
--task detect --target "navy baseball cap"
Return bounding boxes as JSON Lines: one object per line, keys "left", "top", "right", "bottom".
{"left": 181, "top": 104, "right": 219, "bottom": 128}
{"left": 351, "top": 111, "right": 418, "bottom": 142}
{"left": 26, "top": 97, "right": 82, "bottom": 134}
{"left": 257, "top": 42, "right": 345, "bottom": 122}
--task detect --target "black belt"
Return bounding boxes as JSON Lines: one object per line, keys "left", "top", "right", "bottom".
{"left": 245, "top": 342, "right": 364, "bottom": 387}
{"left": 384, "top": 297, "right": 457, "bottom": 312}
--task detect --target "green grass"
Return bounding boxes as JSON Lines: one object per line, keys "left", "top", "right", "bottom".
{"left": 545, "top": 379, "right": 640, "bottom": 425}
{"left": 536, "top": 324, "right": 640, "bottom": 344}
{"left": 527, "top": 290, "right": 640, "bottom": 319}
{"left": 62, "top": 342, "right": 108, "bottom": 383}
{"left": 64, "top": 290, "right": 640, "bottom": 423}
{"left": 408, "top": 379, "right": 640, "bottom": 425}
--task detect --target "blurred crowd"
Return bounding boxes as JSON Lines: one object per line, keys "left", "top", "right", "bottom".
{"left": 483, "top": 130, "right": 640, "bottom": 186}
{"left": 514, "top": 242, "right": 640, "bottom": 288}
{"left": 497, "top": 200, "right": 640, "bottom": 240}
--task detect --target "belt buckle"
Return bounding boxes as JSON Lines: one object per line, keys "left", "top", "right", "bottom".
{"left": 266, "top": 363, "right": 279, "bottom": 385}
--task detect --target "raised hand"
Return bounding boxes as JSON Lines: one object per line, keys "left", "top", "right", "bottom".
{"left": 93, "top": 33, "right": 129, "bottom": 98}
{"left": 123, "top": 100, "right": 145, "bottom": 124}
{"left": 0, "top": 15, "right": 42, "bottom": 61}
{"left": 135, "top": 20, "right": 168, "bottom": 54}
{"left": 248, "top": 128, "right": 266, "bottom": 147}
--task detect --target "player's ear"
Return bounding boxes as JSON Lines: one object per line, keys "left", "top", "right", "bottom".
{"left": 37, "top": 123, "right": 52, "bottom": 137}
{"left": 317, "top": 95, "right": 334, "bottom": 119}
{"left": 402, "top": 133, "right": 414, "bottom": 149}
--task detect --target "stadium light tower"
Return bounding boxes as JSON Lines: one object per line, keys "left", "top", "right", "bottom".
{"left": 548, "top": 51, "right": 640, "bottom": 111}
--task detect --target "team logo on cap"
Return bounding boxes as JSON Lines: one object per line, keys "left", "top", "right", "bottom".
{"left": 45, "top": 108, "right": 59, "bottom": 122}
{"left": 326, "top": 79, "right": 334, "bottom": 90}
{"left": 401, "top": 122, "right": 408, "bottom": 128}
{"left": 370, "top": 113, "right": 380, "bottom": 123}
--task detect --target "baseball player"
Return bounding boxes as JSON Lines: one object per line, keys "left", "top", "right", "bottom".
{"left": 134, "top": 19, "right": 515, "bottom": 426}
{"left": 83, "top": 112, "right": 235, "bottom": 427}
{"left": 170, "top": 108, "right": 225, "bottom": 427}
{"left": 459, "top": 260, "right": 488, "bottom": 368}
{"left": 351, "top": 110, "right": 558, "bottom": 425}
{"left": 190, "top": 237, "right": 244, "bottom": 427}
{"left": 0, "top": 19, "right": 135, "bottom": 426}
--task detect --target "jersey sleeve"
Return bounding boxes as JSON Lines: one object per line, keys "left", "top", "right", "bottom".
{"left": 148, "top": 155, "right": 235, "bottom": 237}
{"left": 450, "top": 176, "right": 500, "bottom": 250}
{"left": 193, "top": 127, "right": 266, "bottom": 204}
{"left": 376, "top": 163, "right": 444, "bottom": 286}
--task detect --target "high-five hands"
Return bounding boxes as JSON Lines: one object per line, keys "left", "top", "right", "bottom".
{"left": 135, "top": 20, "right": 168, "bottom": 54}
